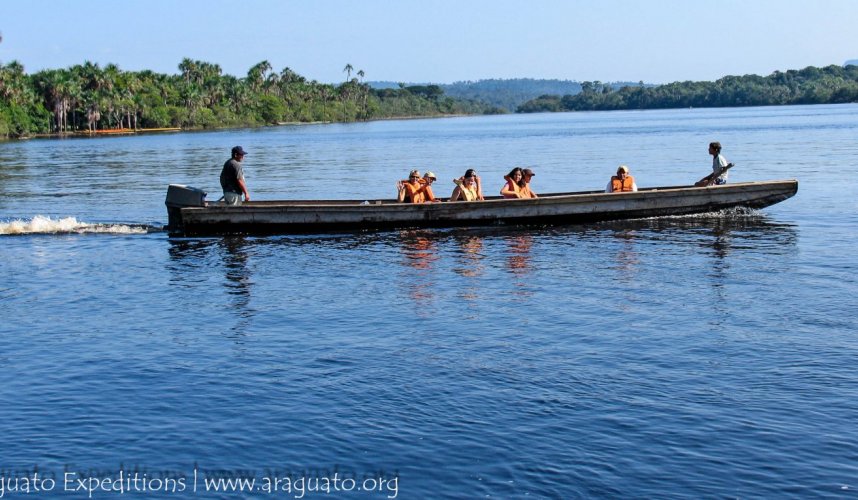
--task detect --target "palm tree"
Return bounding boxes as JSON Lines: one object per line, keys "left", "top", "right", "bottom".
{"left": 0, "top": 61, "right": 30, "bottom": 106}
{"left": 264, "top": 72, "right": 279, "bottom": 96}
{"left": 356, "top": 70, "right": 368, "bottom": 119}
{"left": 343, "top": 63, "right": 353, "bottom": 81}
{"left": 247, "top": 60, "right": 272, "bottom": 93}
{"left": 102, "top": 63, "right": 121, "bottom": 128}
{"left": 178, "top": 58, "right": 198, "bottom": 84}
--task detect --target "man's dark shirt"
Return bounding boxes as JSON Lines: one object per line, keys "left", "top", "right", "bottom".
{"left": 220, "top": 158, "right": 244, "bottom": 193}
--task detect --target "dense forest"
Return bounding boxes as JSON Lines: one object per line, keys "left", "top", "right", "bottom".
{"left": 371, "top": 78, "right": 646, "bottom": 112}
{"left": 518, "top": 64, "right": 858, "bottom": 112}
{"left": 5, "top": 58, "right": 857, "bottom": 138}
{"left": 441, "top": 78, "right": 645, "bottom": 112}
{"left": 0, "top": 59, "right": 496, "bottom": 138}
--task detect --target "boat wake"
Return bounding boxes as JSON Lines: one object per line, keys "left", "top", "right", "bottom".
{"left": 0, "top": 215, "right": 159, "bottom": 235}
{"left": 650, "top": 206, "right": 764, "bottom": 220}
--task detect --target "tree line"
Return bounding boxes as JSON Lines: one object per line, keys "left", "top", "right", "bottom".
{"left": 441, "top": 78, "right": 645, "bottom": 112}
{"left": 369, "top": 78, "right": 647, "bottom": 112}
{"left": 0, "top": 59, "right": 496, "bottom": 138}
{"left": 518, "top": 65, "right": 858, "bottom": 112}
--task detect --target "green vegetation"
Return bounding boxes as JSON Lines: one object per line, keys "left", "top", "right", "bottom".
{"left": 5, "top": 58, "right": 856, "bottom": 137}
{"left": 440, "top": 78, "right": 642, "bottom": 112}
{"left": 0, "top": 59, "right": 495, "bottom": 138}
{"left": 371, "top": 78, "right": 645, "bottom": 112}
{"left": 518, "top": 65, "right": 858, "bottom": 112}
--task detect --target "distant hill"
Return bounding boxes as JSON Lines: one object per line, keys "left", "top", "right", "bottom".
{"left": 369, "top": 78, "right": 647, "bottom": 112}
{"left": 846, "top": 59, "right": 858, "bottom": 67}
{"left": 368, "top": 81, "right": 409, "bottom": 90}
{"left": 440, "top": 79, "right": 586, "bottom": 111}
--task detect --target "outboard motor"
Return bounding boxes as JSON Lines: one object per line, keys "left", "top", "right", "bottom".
{"left": 165, "top": 184, "right": 207, "bottom": 235}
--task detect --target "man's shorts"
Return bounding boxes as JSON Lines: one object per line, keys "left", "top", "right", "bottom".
{"left": 223, "top": 191, "right": 242, "bottom": 205}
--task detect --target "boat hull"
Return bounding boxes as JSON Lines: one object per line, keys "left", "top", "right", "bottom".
{"left": 168, "top": 180, "right": 798, "bottom": 236}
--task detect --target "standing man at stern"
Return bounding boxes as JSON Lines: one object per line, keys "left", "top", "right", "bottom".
{"left": 220, "top": 146, "right": 251, "bottom": 205}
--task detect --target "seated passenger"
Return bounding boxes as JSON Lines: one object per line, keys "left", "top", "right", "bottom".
{"left": 422, "top": 171, "right": 441, "bottom": 202}
{"left": 519, "top": 168, "right": 538, "bottom": 199}
{"left": 397, "top": 169, "right": 427, "bottom": 203}
{"left": 500, "top": 167, "right": 525, "bottom": 198}
{"left": 606, "top": 165, "right": 638, "bottom": 193}
{"left": 450, "top": 169, "right": 483, "bottom": 201}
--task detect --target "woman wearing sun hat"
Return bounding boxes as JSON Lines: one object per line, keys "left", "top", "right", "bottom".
{"left": 396, "top": 169, "right": 442, "bottom": 203}
{"left": 421, "top": 171, "right": 440, "bottom": 202}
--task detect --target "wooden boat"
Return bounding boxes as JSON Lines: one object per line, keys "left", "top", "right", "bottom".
{"left": 165, "top": 179, "right": 798, "bottom": 236}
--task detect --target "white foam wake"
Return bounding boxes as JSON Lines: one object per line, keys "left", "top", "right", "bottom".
{"left": 0, "top": 215, "right": 151, "bottom": 235}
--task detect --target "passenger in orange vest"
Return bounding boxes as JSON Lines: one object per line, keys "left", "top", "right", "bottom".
{"left": 450, "top": 169, "right": 484, "bottom": 201}
{"left": 519, "top": 168, "right": 538, "bottom": 198}
{"left": 421, "top": 171, "right": 441, "bottom": 202}
{"left": 397, "top": 169, "right": 427, "bottom": 203}
{"left": 500, "top": 167, "right": 525, "bottom": 198}
{"left": 606, "top": 165, "right": 638, "bottom": 193}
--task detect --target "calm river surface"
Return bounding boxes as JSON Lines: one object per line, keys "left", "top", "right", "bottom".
{"left": 1, "top": 105, "right": 857, "bottom": 498}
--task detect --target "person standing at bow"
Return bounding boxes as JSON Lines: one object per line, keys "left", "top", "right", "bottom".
{"left": 220, "top": 146, "right": 251, "bottom": 205}
{"left": 708, "top": 141, "right": 730, "bottom": 185}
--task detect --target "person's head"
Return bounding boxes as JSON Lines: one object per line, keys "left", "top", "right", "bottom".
{"left": 463, "top": 169, "right": 477, "bottom": 184}
{"left": 709, "top": 142, "right": 722, "bottom": 154}
{"left": 522, "top": 168, "right": 535, "bottom": 181}
{"left": 409, "top": 169, "right": 421, "bottom": 182}
{"left": 616, "top": 165, "right": 629, "bottom": 178}
{"left": 231, "top": 146, "right": 247, "bottom": 160}
{"left": 423, "top": 171, "right": 437, "bottom": 184}
{"left": 507, "top": 167, "right": 523, "bottom": 182}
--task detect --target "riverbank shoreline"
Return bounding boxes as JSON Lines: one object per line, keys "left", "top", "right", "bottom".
{"left": 7, "top": 113, "right": 478, "bottom": 141}
{"left": 27, "top": 127, "right": 181, "bottom": 140}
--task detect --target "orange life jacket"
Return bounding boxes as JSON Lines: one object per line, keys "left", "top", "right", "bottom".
{"left": 402, "top": 181, "right": 426, "bottom": 203}
{"left": 501, "top": 179, "right": 522, "bottom": 198}
{"left": 610, "top": 175, "right": 635, "bottom": 192}
{"left": 519, "top": 184, "right": 537, "bottom": 199}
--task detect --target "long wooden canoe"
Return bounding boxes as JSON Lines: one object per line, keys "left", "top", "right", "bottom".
{"left": 165, "top": 179, "right": 798, "bottom": 236}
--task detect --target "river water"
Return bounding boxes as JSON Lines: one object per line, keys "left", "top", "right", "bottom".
{"left": 1, "top": 105, "right": 857, "bottom": 498}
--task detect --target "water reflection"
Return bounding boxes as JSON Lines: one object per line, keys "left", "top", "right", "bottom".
{"left": 608, "top": 230, "right": 641, "bottom": 283}
{"left": 595, "top": 213, "right": 799, "bottom": 321}
{"left": 167, "top": 236, "right": 256, "bottom": 339}
{"left": 451, "top": 235, "right": 485, "bottom": 279}
{"left": 504, "top": 234, "right": 533, "bottom": 276}
{"left": 398, "top": 231, "right": 440, "bottom": 306}
{"left": 596, "top": 212, "right": 798, "bottom": 257}
{"left": 449, "top": 233, "right": 487, "bottom": 305}
{"left": 218, "top": 236, "right": 253, "bottom": 306}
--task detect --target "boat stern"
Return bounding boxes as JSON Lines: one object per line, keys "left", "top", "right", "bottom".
{"left": 165, "top": 184, "right": 207, "bottom": 235}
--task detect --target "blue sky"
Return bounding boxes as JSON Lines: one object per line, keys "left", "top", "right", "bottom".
{"left": 1, "top": 0, "right": 856, "bottom": 84}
